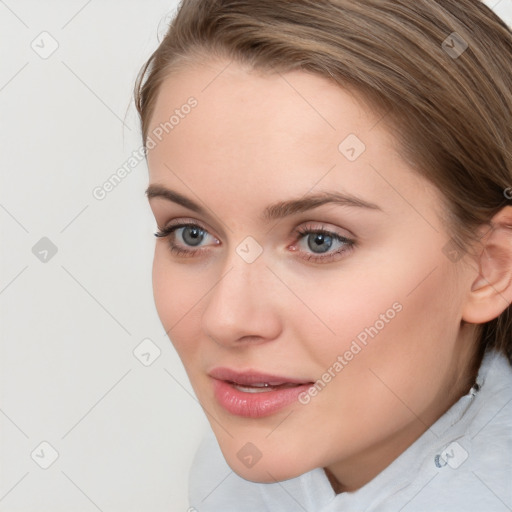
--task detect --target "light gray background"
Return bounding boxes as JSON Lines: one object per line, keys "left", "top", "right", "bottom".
{"left": 1, "top": 1, "right": 511, "bottom": 511}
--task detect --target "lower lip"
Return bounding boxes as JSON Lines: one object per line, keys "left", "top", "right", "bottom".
{"left": 212, "top": 379, "right": 313, "bottom": 418}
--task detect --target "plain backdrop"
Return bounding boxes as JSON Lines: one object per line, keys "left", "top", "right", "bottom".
{"left": 1, "top": 1, "right": 511, "bottom": 511}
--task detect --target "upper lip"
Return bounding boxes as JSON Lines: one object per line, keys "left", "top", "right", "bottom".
{"left": 208, "top": 367, "right": 313, "bottom": 386}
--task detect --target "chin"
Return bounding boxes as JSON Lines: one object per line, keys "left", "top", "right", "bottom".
{"left": 228, "top": 456, "right": 307, "bottom": 483}
{"left": 215, "top": 434, "right": 315, "bottom": 483}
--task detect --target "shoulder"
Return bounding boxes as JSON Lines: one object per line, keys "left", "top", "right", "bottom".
{"left": 462, "top": 351, "right": 512, "bottom": 506}
{"left": 468, "top": 349, "right": 512, "bottom": 442}
{"left": 409, "top": 351, "right": 512, "bottom": 511}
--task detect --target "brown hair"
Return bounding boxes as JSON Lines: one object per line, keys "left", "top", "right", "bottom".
{"left": 134, "top": 0, "right": 512, "bottom": 364}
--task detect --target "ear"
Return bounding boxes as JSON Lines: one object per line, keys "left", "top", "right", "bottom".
{"left": 462, "top": 205, "right": 512, "bottom": 324}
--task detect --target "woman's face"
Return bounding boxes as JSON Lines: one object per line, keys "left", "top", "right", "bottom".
{"left": 146, "top": 57, "right": 478, "bottom": 489}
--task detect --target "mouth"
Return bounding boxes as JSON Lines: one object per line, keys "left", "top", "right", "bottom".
{"left": 228, "top": 381, "right": 302, "bottom": 393}
{"left": 209, "top": 368, "right": 315, "bottom": 418}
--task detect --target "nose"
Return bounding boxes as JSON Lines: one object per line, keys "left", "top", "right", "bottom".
{"left": 201, "top": 252, "right": 283, "bottom": 348}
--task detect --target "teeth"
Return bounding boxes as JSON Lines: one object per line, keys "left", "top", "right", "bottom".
{"left": 233, "top": 384, "right": 274, "bottom": 393}
{"left": 230, "top": 382, "right": 301, "bottom": 393}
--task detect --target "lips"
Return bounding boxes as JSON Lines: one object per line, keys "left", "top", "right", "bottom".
{"left": 209, "top": 367, "right": 314, "bottom": 417}
{"left": 209, "top": 367, "right": 312, "bottom": 387}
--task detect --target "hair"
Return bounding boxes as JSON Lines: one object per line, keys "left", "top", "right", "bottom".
{"left": 134, "top": 0, "right": 512, "bottom": 364}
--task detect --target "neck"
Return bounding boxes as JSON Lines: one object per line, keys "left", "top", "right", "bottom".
{"left": 324, "top": 324, "right": 484, "bottom": 494}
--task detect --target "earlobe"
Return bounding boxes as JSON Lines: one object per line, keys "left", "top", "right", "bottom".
{"left": 462, "top": 206, "right": 512, "bottom": 324}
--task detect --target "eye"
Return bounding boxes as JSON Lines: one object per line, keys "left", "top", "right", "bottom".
{"left": 154, "top": 220, "right": 355, "bottom": 263}
{"left": 154, "top": 220, "right": 219, "bottom": 257}
{"left": 291, "top": 223, "right": 355, "bottom": 263}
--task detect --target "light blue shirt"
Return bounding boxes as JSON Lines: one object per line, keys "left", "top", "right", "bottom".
{"left": 189, "top": 349, "right": 512, "bottom": 511}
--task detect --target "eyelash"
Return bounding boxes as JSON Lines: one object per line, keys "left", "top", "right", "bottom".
{"left": 154, "top": 220, "right": 355, "bottom": 263}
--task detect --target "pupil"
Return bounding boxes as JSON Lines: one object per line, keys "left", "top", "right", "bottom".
{"left": 308, "top": 233, "right": 332, "bottom": 253}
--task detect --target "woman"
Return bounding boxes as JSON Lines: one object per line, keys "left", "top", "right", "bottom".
{"left": 135, "top": 0, "right": 512, "bottom": 510}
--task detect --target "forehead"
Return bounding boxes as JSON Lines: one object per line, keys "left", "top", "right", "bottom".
{"left": 148, "top": 58, "right": 376, "bottom": 156}
{"left": 145, "top": 58, "right": 436, "bottom": 217}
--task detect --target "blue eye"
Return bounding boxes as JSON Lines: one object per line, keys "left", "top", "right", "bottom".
{"left": 154, "top": 222, "right": 217, "bottom": 257}
{"left": 293, "top": 226, "right": 355, "bottom": 262}
{"left": 154, "top": 221, "right": 355, "bottom": 263}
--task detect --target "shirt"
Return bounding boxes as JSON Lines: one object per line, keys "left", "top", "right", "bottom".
{"left": 188, "top": 349, "right": 512, "bottom": 511}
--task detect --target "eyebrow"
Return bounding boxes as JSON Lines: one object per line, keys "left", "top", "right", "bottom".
{"left": 145, "top": 184, "right": 382, "bottom": 221}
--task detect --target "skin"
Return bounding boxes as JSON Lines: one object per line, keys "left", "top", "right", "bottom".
{"left": 145, "top": 56, "right": 487, "bottom": 492}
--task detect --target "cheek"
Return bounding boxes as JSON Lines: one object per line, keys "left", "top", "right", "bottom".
{"left": 151, "top": 248, "right": 204, "bottom": 354}
{"left": 303, "top": 244, "right": 461, "bottom": 394}
{"left": 319, "top": 237, "right": 460, "bottom": 346}
{"left": 288, "top": 267, "right": 403, "bottom": 366}
{"left": 152, "top": 250, "right": 177, "bottom": 324}
{"left": 317, "top": 257, "right": 461, "bottom": 412}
